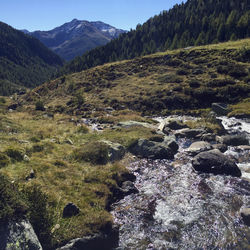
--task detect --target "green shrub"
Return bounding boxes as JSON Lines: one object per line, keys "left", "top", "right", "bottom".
{"left": 76, "top": 125, "right": 89, "bottom": 134}
{"left": 4, "top": 147, "right": 24, "bottom": 162}
{"left": 0, "top": 174, "right": 28, "bottom": 221}
{"left": 0, "top": 97, "right": 6, "bottom": 104}
{"left": 0, "top": 152, "right": 10, "bottom": 168}
{"left": 176, "top": 68, "right": 189, "bottom": 75}
{"left": 32, "top": 143, "right": 44, "bottom": 153}
{"left": 73, "top": 141, "right": 109, "bottom": 165}
{"left": 189, "top": 80, "right": 201, "bottom": 88}
{"left": 207, "top": 79, "right": 236, "bottom": 87}
{"left": 24, "top": 186, "right": 53, "bottom": 249}
{"left": 35, "top": 100, "right": 45, "bottom": 111}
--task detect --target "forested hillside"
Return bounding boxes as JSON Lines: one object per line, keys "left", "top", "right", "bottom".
{"left": 61, "top": 0, "right": 250, "bottom": 75}
{"left": 0, "top": 22, "right": 64, "bottom": 95}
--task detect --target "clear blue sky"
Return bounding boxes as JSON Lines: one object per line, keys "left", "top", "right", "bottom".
{"left": 1, "top": 0, "right": 185, "bottom": 31}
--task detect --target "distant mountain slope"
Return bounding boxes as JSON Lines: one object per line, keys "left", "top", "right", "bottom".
{"left": 0, "top": 21, "right": 64, "bottom": 95}
{"left": 60, "top": 0, "right": 250, "bottom": 75}
{"left": 26, "top": 19, "right": 126, "bottom": 61}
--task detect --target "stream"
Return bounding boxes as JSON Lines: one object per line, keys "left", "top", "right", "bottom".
{"left": 111, "top": 116, "right": 250, "bottom": 250}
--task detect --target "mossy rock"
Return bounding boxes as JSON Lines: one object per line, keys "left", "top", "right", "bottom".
{"left": 0, "top": 152, "right": 10, "bottom": 168}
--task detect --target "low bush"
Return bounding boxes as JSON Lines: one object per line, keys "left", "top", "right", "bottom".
{"left": 189, "top": 80, "right": 201, "bottom": 88}
{"left": 0, "top": 174, "right": 28, "bottom": 222}
{"left": 176, "top": 68, "right": 189, "bottom": 75}
{"left": 32, "top": 143, "right": 44, "bottom": 153}
{"left": 35, "top": 100, "right": 45, "bottom": 111}
{"left": 24, "top": 186, "right": 53, "bottom": 249}
{"left": 4, "top": 147, "right": 24, "bottom": 162}
{"left": 76, "top": 125, "right": 89, "bottom": 134}
{"left": 73, "top": 141, "right": 109, "bottom": 165}
{"left": 0, "top": 152, "right": 10, "bottom": 168}
{"left": 207, "top": 78, "right": 236, "bottom": 87}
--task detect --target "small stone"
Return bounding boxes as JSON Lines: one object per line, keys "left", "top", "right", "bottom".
{"left": 63, "top": 203, "right": 80, "bottom": 218}
{"left": 241, "top": 207, "right": 250, "bottom": 226}
{"left": 23, "top": 154, "right": 30, "bottom": 162}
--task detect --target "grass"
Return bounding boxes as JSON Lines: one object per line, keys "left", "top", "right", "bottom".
{"left": 229, "top": 98, "right": 250, "bottom": 118}
{"left": 22, "top": 39, "right": 250, "bottom": 116}
{"left": 0, "top": 101, "right": 156, "bottom": 249}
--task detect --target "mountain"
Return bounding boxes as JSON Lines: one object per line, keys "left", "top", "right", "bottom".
{"left": 26, "top": 19, "right": 126, "bottom": 61}
{"left": 60, "top": 0, "right": 250, "bottom": 75}
{"left": 0, "top": 21, "right": 64, "bottom": 96}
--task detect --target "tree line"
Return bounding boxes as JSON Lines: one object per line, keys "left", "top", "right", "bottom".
{"left": 60, "top": 0, "right": 250, "bottom": 75}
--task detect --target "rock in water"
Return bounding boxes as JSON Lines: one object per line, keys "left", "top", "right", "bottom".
{"left": 217, "top": 134, "right": 249, "bottom": 146}
{"left": 186, "top": 141, "right": 212, "bottom": 155}
{"left": 0, "top": 219, "right": 42, "bottom": 250}
{"left": 240, "top": 207, "right": 250, "bottom": 226}
{"left": 57, "top": 226, "right": 119, "bottom": 250}
{"left": 192, "top": 149, "right": 241, "bottom": 177}
{"left": 129, "top": 137, "right": 178, "bottom": 160}
{"left": 212, "top": 103, "right": 231, "bottom": 116}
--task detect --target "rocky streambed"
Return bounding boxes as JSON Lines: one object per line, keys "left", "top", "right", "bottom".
{"left": 111, "top": 116, "right": 250, "bottom": 249}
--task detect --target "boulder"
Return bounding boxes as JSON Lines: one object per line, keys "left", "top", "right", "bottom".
{"left": 101, "top": 140, "right": 125, "bottom": 162}
{"left": 186, "top": 141, "right": 212, "bottom": 156}
{"left": 212, "top": 103, "right": 231, "bottom": 116}
{"left": 129, "top": 137, "right": 178, "bottom": 160}
{"left": 174, "top": 128, "right": 206, "bottom": 139}
{"left": 192, "top": 149, "right": 241, "bottom": 177}
{"left": 63, "top": 203, "right": 80, "bottom": 218}
{"left": 217, "top": 134, "right": 249, "bottom": 146}
{"left": 158, "top": 117, "right": 188, "bottom": 132}
{"left": 117, "top": 121, "right": 155, "bottom": 129}
{"left": 240, "top": 207, "right": 250, "bottom": 226}
{"left": 57, "top": 226, "right": 119, "bottom": 250}
{"left": 200, "top": 133, "right": 216, "bottom": 142}
{"left": 212, "top": 144, "right": 228, "bottom": 153}
{"left": 0, "top": 219, "right": 42, "bottom": 250}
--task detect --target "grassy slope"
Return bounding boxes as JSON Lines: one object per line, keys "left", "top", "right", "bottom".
{"left": 23, "top": 39, "right": 250, "bottom": 116}
{"left": 0, "top": 98, "right": 156, "bottom": 248}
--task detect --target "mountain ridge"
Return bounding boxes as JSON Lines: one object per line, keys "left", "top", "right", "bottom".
{"left": 25, "top": 19, "right": 126, "bottom": 61}
{"left": 60, "top": 0, "right": 250, "bottom": 75}
{"left": 0, "top": 21, "right": 64, "bottom": 95}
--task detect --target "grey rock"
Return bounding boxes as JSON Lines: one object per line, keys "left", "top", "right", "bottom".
{"left": 117, "top": 121, "right": 155, "bottom": 129}
{"left": 174, "top": 128, "right": 206, "bottom": 139}
{"left": 192, "top": 149, "right": 241, "bottom": 177}
{"left": 158, "top": 117, "right": 188, "bottom": 132}
{"left": 101, "top": 140, "right": 125, "bottom": 162}
{"left": 217, "top": 134, "right": 249, "bottom": 146}
{"left": 120, "top": 181, "right": 139, "bottom": 196}
{"left": 186, "top": 141, "right": 212, "bottom": 156}
{"left": 129, "top": 137, "right": 178, "bottom": 160}
{"left": 212, "top": 103, "right": 231, "bottom": 116}
{"left": 212, "top": 144, "right": 228, "bottom": 153}
{"left": 26, "top": 169, "right": 35, "bottom": 181}
{"left": 240, "top": 207, "right": 250, "bottom": 226}
{"left": 57, "top": 226, "right": 119, "bottom": 250}
{"left": 0, "top": 219, "right": 42, "bottom": 250}
{"left": 200, "top": 133, "right": 216, "bottom": 142}
{"left": 63, "top": 203, "right": 80, "bottom": 218}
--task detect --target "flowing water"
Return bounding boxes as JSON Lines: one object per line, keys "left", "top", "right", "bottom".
{"left": 112, "top": 117, "right": 250, "bottom": 250}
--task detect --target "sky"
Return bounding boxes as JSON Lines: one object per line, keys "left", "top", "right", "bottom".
{"left": 0, "top": 0, "right": 185, "bottom": 32}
